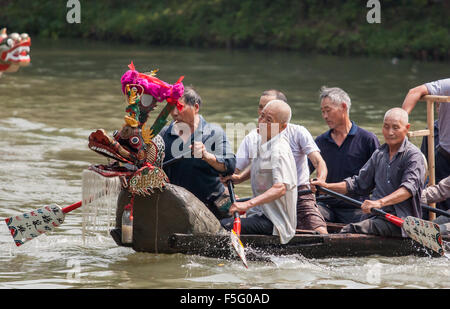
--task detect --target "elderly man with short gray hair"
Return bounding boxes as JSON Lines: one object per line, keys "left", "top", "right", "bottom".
{"left": 310, "top": 86, "right": 380, "bottom": 224}
{"left": 312, "top": 108, "right": 426, "bottom": 237}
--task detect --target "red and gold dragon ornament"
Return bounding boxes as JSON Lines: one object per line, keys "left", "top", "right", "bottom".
{"left": 0, "top": 28, "right": 31, "bottom": 75}
{"left": 88, "top": 62, "right": 184, "bottom": 197}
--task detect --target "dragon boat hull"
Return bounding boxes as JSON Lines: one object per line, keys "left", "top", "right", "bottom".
{"left": 111, "top": 184, "right": 448, "bottom": 260}
{"left": 112, "top": 184, "right": 224, "bottom": 253}
{"left": 169, "top": 232, "right": 449, "bottom": 260}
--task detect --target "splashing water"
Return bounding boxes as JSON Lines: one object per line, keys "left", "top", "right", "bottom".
{"left": 444, "top": 241, "right": 450, "bottom": 259}
{"left": 81, "top": 170, "right": 121, "bottom": 242}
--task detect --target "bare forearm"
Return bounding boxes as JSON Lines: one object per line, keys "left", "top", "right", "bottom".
{"left": 309, "top": 152, "right": 327, "bottom": 182}
{"left": 324, "top": 182, "right": 348, "bottom": 194}
{"left": 247, "top": 183, "right": 286, "bottom": 208}
{"left": 229, "top": 183, "right": 287, "bottom": 214}
{"left": 378, "top": 187, "right": 412, "bottom": 208}
{"left": 402, "top": 85, "right": 429, "bottom": 114}
{"left": 361, "top": 187, "right": 412, "bottom": 214}
{"left": 203, "top": 152, "right": 227, "bottom": 172}
{"left": 235, "top": 166, "right": 251, "bottom": 183}
{"left": 310, "top": 178, "right": 348, "bottom": 194}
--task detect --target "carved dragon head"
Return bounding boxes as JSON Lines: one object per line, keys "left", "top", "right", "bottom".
{"left": 0, "top": 28, "right": 31, "bottom": 74}
{"left": 88, "top": 62, "right": 184, "bottom": 194}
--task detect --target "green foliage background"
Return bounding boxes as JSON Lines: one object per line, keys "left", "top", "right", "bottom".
{"left": 1, "top": 0, "right": 449, "bottom": 60}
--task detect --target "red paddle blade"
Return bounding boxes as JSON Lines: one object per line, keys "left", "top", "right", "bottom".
{"left": 230, "top": 229, "right": 248, "bottom": 268}
{"left": 402, "top": 216, "right": 445, "bottom": 256}
{"left": 4, "top": 205, "right": 65, "bottom": 247}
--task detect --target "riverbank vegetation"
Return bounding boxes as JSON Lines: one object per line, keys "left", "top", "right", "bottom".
{"left": 1, "top": 0, "right": 449, "bottom": 61}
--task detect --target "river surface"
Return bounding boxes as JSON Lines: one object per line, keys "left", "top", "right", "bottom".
{"left": 0, "top": 39, "right": 449, "bottom": 289}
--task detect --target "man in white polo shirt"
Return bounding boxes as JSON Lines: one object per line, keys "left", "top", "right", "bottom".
{"left": 224, "top": 90, "right": 328, "bottom": 234}
{"left": 220, "top": 100, "right": 298, "bottom": 244}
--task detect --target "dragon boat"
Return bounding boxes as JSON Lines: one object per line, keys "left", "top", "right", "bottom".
{"left": 84, "top": 63, "right": 448, "bottom": 262}
{"left": 103, "top": 184, "right": 448, "bottom": 260}
{"left": 0, "top": 28, "right": 31, "bottom": 76}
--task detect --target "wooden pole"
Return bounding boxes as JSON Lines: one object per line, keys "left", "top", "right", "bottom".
{"left": 420, "top": 95, "right": 450, "bottom": 220}
{"left": 426, "top": 99, "right": 436, "bottom": 221}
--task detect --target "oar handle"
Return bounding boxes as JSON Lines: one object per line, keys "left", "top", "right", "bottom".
{"left": 227, "top": 180, "right": 241, "bottom": 236}
{"left": 235, "top": 190, "right": 312, "bottom": 204}
{"left": 60, "top": 185, "right": 116, "bottom": 215}
{"left": 316, "top": 185, "right": 403, "bottom": 227}
{"left": 316, "top": 186, "right": 361, "bottom": 207}
{"left": 237, "top": 197, "right": 250, "bottom": 202}
{"left": 228, "top": 181, "right": 236, "bottom": 204}
{"left": 422, "top": 204, "right": 450, "bottom": 218}
{"left": 162, "top": 150, "right": 193, "bottom": 167}
{"left": 62, "top": 201, "right": 82, "bottom": 214}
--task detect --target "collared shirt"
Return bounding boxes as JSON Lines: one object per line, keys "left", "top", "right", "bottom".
{"left": 250, "top": 133, "right": 298, "bottom": 244}
{"left": 425, "top": 78, "right": 450, "bottom": 153}
{"left": 345, "top": 138, "right": 426, "bottom": 220}
{"left": 159, "top": 115, "right": 236, "bottom": 205}
{"left": 236, "top": 123, "right": 320, "bottom": 186}
{"left": 311, "top": 121, "right": 380, "bottom": 207}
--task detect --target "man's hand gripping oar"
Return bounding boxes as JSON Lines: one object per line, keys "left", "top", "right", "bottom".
{"left": 227, "top": 180, "right": 248, "bottom": 268}
{"left": 314, "top": 185, "right": 445, "bottom": 256}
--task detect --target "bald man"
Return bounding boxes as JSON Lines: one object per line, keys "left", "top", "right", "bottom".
{"left": 312, "top": 108, "right": 426, "bottom": 237}
{"left": 223, "top": 89, "right": 328, "bottom": 234}
{"left": 220, "top": 100, "right": 298, "bottom": 244}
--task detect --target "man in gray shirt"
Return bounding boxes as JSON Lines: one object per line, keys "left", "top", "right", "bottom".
{"left": 402, "top": 78, "right": 450, "bottom": 211}
{"left": 421, "top": 175, "right": 450, "bottom": 235}
{"left": 311, "top": 108, "right": 426, "bottom": 237}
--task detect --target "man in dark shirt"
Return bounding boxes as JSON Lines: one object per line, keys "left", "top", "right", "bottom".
{"left": 312, "top": 108, "right": 426, "bottom": 237}
{"left": 310, "top": 87, "right": 380, "bottom": 224}
{"left": 159, "top": 87, "right": 236, "bottom": 219}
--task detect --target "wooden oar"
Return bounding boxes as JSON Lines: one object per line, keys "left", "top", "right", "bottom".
{"left": 4, "top": 201, "right": 82, "bottom": 247}
{"left": 236, "top": 190, "right": 313, "bottom": 203}
{"left": 163, "top": 149, "right": 195, "bottom": 167}
{"left": 227, "top": 180, "right": 248, "bottom": 268}
{"left": 316, "top": 186, "right": 445, "bottom": 256}
{"left": 422, "top": 204, "right": 450, "bottom": 218}
{"left": 4, "top": 150, "right": 193, "bottom": 247}
{"left": 317, "top": 195, "right": 450, "bottom": 218}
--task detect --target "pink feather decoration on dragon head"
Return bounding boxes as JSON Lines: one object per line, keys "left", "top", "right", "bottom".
{"left": 121, "top": 61, "right": 185, "bottom": 111}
